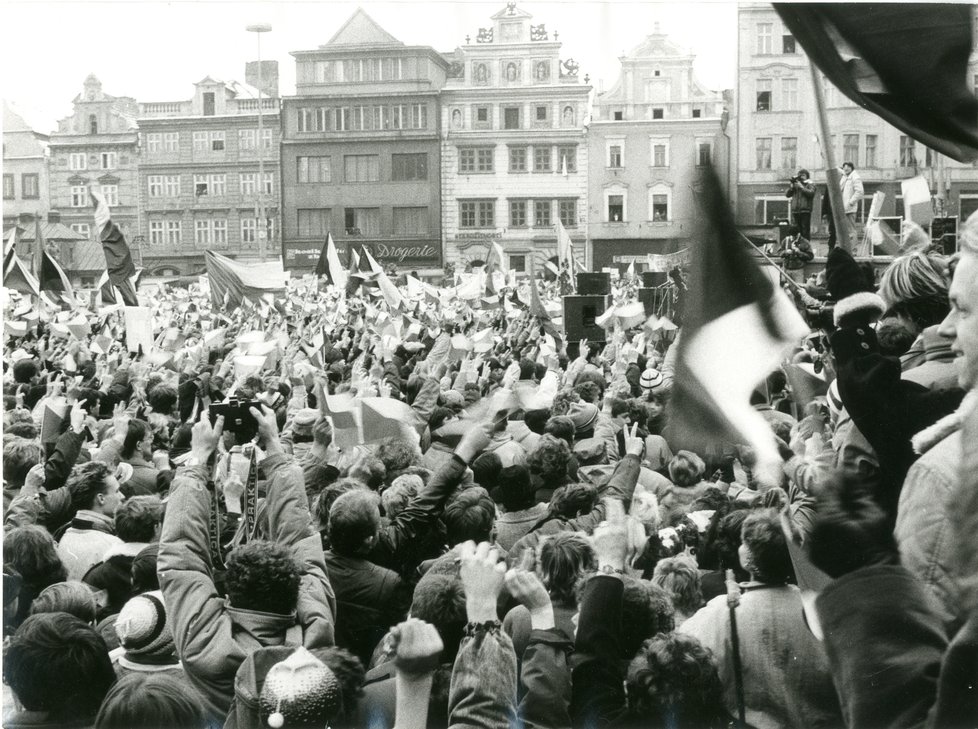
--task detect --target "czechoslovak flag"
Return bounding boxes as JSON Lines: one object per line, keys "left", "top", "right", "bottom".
{"left": 666, "top": 165, "right": 809, "bottom": 486}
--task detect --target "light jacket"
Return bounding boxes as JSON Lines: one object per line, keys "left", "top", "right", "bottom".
{"left": 57, "top": 510, "right": 122, "bottom": 581}
{"left": 157, "top": 453, "right": 336, "bottom": 721}
{"left": 840, "top": 170, "right": 864, "bottom": 213}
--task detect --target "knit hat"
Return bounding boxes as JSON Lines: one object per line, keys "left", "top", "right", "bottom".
{"left": 115, "top": 590, "right": 175, "bottom": 659}
{"left": 259, "top": 646, "right": 343, "bottom": 728}
{"left": 825, "top": 247, "right": 886, "bottom": 326}
{"left": 640, "top": 368, "right": 664, "bottom": 392}
{"left": 292, "top": 408, "right": 320, "bottom": 437}
{"left": 567, "top": 402, "right": 599, "bottom": 435}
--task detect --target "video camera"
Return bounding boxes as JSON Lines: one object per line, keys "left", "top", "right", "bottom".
{"left": 209, "top": 398, "right": 262, "bottom": 445}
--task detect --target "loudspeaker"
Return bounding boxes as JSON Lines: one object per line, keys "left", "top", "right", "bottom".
{"left": 563, "top": 295, "right": 610, "bottom": 343}
{"left": 576, "top": 272, "right": 611, "bottom": 295}
{"left": 636, "top": 287, "right": 657, "bottom": 312}
{"left": 641, "top": 271, "right": 669, "bottom": 287}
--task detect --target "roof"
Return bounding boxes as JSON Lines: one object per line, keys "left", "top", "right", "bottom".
{"left": 16, "top": 222, "right": 87, "bottom": 242}
{"left": 322, "top": 8, "right": 403, "bottom": 48}
{"left": 67, "top": 239, "right": 106, "bottom": 272}
{"left": 3, "top": 101, "right": 34, "bottom": 133}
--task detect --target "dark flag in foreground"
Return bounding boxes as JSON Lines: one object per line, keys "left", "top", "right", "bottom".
{"left": 38, "top": 249, "right": 75, "bottom": 299}
{"left": 775, "top": 3, "right": 978, "bottom": 162}
{"left": 91, "top": 188, "right": 139, "bottom": 305}
{"left": 665, "top": 165, "right": 808, "bottom": 486}
{"left": 315, "top": 232, "right": 348, "bottom": 289}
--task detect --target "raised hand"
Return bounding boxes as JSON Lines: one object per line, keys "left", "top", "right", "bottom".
{"left": 591, "top": 497, "right": 629, "bottom": 573}
{"left": 190, "top": 409, "right": 224, "bottom": 463}
{"left": 459, "top": 541, "right": 507, "bottom": 623}
{"left": 390, "top": 618, "right": 444, "bottom": 677}
{"left": 623, "top": 422, "right": 644, "bottom": 457}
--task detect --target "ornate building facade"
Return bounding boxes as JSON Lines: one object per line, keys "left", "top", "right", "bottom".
{"left": 3, "top": 101, "right": 50, "bottom": 228}
{"left": 440, "top": 3, "right": 590, "bottom": 273}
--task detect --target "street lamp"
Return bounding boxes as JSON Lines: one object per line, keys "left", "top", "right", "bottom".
{"left": 246, "top": 23, "right": 272, "bottom": 261}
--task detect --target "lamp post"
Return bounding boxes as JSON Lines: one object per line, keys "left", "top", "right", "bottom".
{"left": 246, "top": 23, "right": 272, "bottom": 261}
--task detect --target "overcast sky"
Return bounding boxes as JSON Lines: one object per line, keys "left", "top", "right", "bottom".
{"left": 2, "top": 0, "right": 738, "bottom": 132}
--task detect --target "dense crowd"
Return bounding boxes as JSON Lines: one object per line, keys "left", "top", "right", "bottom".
{"left": 1, "top": 212, "right": 976, "bottom": 729}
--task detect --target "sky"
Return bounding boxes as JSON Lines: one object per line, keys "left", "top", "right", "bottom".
{"left": 1, "top": 0, "right": 738, "bottom": 132}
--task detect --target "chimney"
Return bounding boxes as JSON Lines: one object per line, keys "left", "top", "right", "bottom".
{"left": 18, "top": 212, "right": 34, "bottom": 224}
{"left": 245, "top": 60, "right": 279, "bottom": 98}
{"left": 47, "top": 211, "right": 61, "bottom": 224}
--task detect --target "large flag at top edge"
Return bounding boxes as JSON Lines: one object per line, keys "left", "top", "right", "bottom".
{"left": 664, "top": 164, "right": 808, "bottom": 483}
{"left": 775, "top": 3, "right": 978, "bottom": 162}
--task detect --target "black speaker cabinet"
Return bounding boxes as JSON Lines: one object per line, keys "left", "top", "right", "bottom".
{"left": 641, "top": 271, "right": 669, "bottom": 287}
{"left": 637, "top": 287, "right": 657, "bottom": 312}
{"left": 563, "top": 294, "right": 611, "bottom": 344}
{"left": 576, "top": 272, "right": 611, "bottom": 295}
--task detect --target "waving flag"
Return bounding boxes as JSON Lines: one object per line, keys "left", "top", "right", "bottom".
{"left": 91, "top": 188, "right": 139, "bottom": 305}
{"left": 315, "top": 232, "right": 348, "bottom": 290}
{"left": 363, "top": 247, "right": 403, "bottom": 310}
{"left": 665, "top": 165, "right": 809, "bottom": 486}
{"left": 775, "top": 3, "right": 978, "bottom": 162}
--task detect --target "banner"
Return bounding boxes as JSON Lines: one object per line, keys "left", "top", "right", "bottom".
{"left": 123, "top": 306, "right": 153, "bottom": 354}
{"left": 646, "top": 249, "right": 691, "bottom": 272}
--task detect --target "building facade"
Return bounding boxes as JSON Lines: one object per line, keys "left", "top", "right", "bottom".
{"left": 3, "top": 102, "right": 50, "bottom": 228}
{"left": 136, "top": 70, "right": 280, "bottom": 276}
{"left": 588, "top": 25, "right": 729, "bottom": 272}
{"left": 281, "top": 9, "right": 447, "bottom": 272}
{"left": 440, "top": 3, "right": 590, "bottom": 273}
{"left": 47, "top": 75, "right": 140, "bottom": 254}
{"left": 734, "top": 3, "right": 978, "bottom": 243}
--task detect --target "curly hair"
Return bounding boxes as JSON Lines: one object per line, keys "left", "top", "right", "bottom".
{"left": 652, "top": 556, "right": 703, "bottom": 618}
{"left": 549, "top": 483, "right": 597, "bottom": 519}
{"left": 317, "top": 647, "right": 366, "bottom": 722}
{"left": 537, "top": 532, "right": 595, "bottom": 607}
{"left": 626, "top": 632, "right": 728, "bottom": 728}
{"left": 225, "top": 540, "right": 301, "bottom": 615}
{"left": 66, "top": 461, "right": 114, "bottom": 513}
{"left": 574, "top": 381, "right": 602, "bottom": 404}
{"left": 550, "top": 389, "right": 580, "bottom": 417}
{"left": 376, "top": 437, "right": 421, "bottom": 478}
{"left": 740, "top": 509, "right": 794, "bottom": 584}
{"left": 346, "top": 457, "right": 386, "bottom": 490}
{"left": 668, "top": 450, "right": 706, "bottom": 489}
{"left": 381, "top": 475, "right": 421, "bottom": 518}
{"left": 543, "top": 416, "right": 576, "bottom": 447}
{"left": 3, "top": 437, "right": 43, "bottom": 488}
{"left": 620, "top": 577, "right": 676, "bottom": 658}
{"left": 526, "top": 434, "right": 571, "bottom": 485}
{"left": 114, "top": 496, "right": 164, "bottom": 543}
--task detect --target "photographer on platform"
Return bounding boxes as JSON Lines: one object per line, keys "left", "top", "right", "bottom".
{"left": 785, "top": 169, "right": 816, "bottom": 241}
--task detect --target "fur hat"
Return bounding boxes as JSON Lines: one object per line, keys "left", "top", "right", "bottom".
{"left": 825, "top": 247, "right": 886, "bottom": 326}
{"left": 640, "top": 368, "right": 664, "bottom": 392}
{"left": 115, "top": 590, "right": 175, "bottom": 659}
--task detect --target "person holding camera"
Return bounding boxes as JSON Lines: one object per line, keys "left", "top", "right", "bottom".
{"left": 785, "top": 169, "right": 816, "bottom": 241}
{"left": 779, "top": 224, "right": 815, "bottom": 274}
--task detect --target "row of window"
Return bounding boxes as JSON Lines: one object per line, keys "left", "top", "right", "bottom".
{"left": 306, "top": 57, "right": 405, "bottom": 84}
{"left": 755, "top": 78, "right": 799, "bottom": 112}
{"left": 296, "top": 104, "right": 428, "bottom": 133}
{"left": 755, "top": 23, "right": 796, "bottom": 55}
{"left": 605, "top": 139, "right": 713, "bottom": 169}
{"left": 458, "top": 145, "right": 578, "bottom": 174}
{"left": 297, "top": 207, "right": 430, "bottom": 237}
{"left": 145, "top": 217, "right": 274, "bottom": 246}
{"left": 144, "top": 129, "right": 273, "bottom": 153}
{"left": 753, "top": 133, "right": 930, "bottom": 170}
{"left": 295, "top": 153, "right": 429, "bottom": 183}
{"left": 2, "top": 173, "right": 40, "bottom": 200}
{"left": 67, "top": 184, "right": 118, "bottom": 207}
{"left": 450, "top": 103, "right": 579, "bottom": 131}
{"left": 67, "top": 151, "right": 119, "bottom": 171}
{"left": 456, "top": 198, "right": 581, "bottom": 229}
{"left": 146, "top": 172, "right": 273, "bottom": 198}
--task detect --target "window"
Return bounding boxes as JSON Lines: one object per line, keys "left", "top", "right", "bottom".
{"left": 100, "top": 184, "right": 119, "bottom": 206}
{"left": 194, "top": 131, "right": 223, "bottom": 151}
{"left": 392, "top": 153, "right": 428, "bottom": 181}
{"left": 459, "top": 200, "right": 495, "bottom": 228}
{"left": 297, "top": 156, "right": 331, "bottom": 183}
{"left": 239, "top": 129, "right": 257, "bottom": 149}
{"left": 193, "top": 174, "right": 225, "bottom": 197}
{"left": 149, "top": 220, "right": 165, "bottom": 245}
{"left": 344, "top": 207, "right": 380, "bottom": 235}
{"left": 899, "top": 135, "right": 917, "bottom": 166}
{"left": 69, "top": 152, "right": 87, "bottom": 170}
{"left": 297, "top": 209, "right": 331, "bottom": 238}
{"left": 754, "top": 195, "right": 790, "bottom": 224}
{"left": 474, "top": 106, "right": 490, "bottom": 129}
{"left": 559, "top": 199, "right": 577, "bottom": 227}
{"left": 652, "top": 108, "right": 664, "bottom": 119}
{"left": 534, "top": 200, "right": 552, "bottom": 227}
{"left": 192, "top": 131, "right": 207, "bottom": 151}
{"left": 213, "top": 219, "right": 227, "bottom": 244}
{"left": 344, "top": 155, "right": 380, "bottom": 182}
{"left": 203, "top": 92, "right": 215, "bottom": 116}
{"left": 100, "top": 152, "right": 116, "bottom": 169}
{"left": 781, "top": 78, "right": 798, "bottom": 110}
{"left": 147, "top": 133, "right": 163, "bottom": 152}
{"left": 164, "top": 132, "right": 179, "bottom": 151}
{"left": 534, "top": 105, "right": 550, "bottom": 126}
{"left": 503, "top": 107, "right": 521, "bottom": 130}
{"left": 696, "top": 141, "right": 712, "bottom": 166}
{"left": 558, "top": 146, "right": 577, "bottom": 173}
{"left": 3, "top": 174, "right": 14, "bottom": 199}
{"left": 70, "top": 223, "right": 90, "bottom": 238}
{"left": 409, "top": 104, "right": 428, "bottom": 129}
{"left": 262, "top": 172, "right": 274, "bottom": 195}
{"left": 692, "top": 108, "right": 702, "bottom": 118}
{"left": 195, "top": 219, "right": 212, "bottom": 245}
{"left": 297, "top": 108, "right": 329, "bottom": 133}
{"left": 240, "top": 173, "right": 257, "bottom": 195}
{"left": 608, "top": 194, "right": 624, "bottom": 222}
{"left": 459, "top": 147, "right": 494, "bottom": 173}
{"left": 510, "top": 254, "right": 526, "bottom": 273}
{"left": 533, "top": 146, "right": 552, "bottom": 172}
{"left": 650, "top": 138, "right": 669, "bottom": 167}
{"left": 148, "top": 175, "right": 164, "bottom": 197}
{"left": 609, "top": 143, "right": 623, "bottom": 168}
{"left": 960, "top": 192, "right": 978, "bottom": 220}
{"left": 21, "top": 173, "right": 38, "bottom": 199}
{"left": 650, "top": 191, "right": 669, "bottom": 221}
{"left": 71, "top": 186, "right": 87, "bottom": 207}
{"left": 89, "top": 114, "right": 98, "bottom": 135}
{"left": 781, "top": 137, "right": 797, "bottom": 170}
{"left": 843, "top": 134, "right": 860, "bottom": 167}
{"left": 509, "top": 146, "right": 527, "bottom": 173}
{"left": 613, "top": 111, "right": 624, "bottom": 121}
{"left": 510, "top": 200, "right": 527, "bottom": 227}
{"left": 210, "top": 131, "right": 225, "bottom": 151}
{"left": 241, "top": 218, "right": 257, "bottom": 244}
{"left": 756, "top": 79, "right": 772, "bottom": 111}
{"left": 392, "top": 207, "right": 428, "bottom": 235}
{"left": 335, "top": 107, "right": 351, "bottom": 131}
{"left": 757, "top": 23, "right": 773, "bottom": 54}
{"left": 390, "top": 105, "right": 405, "bottom": 130}
{"left": 756, "top": 137, "right": 773, "bottom": 169}
{"left": 865, "top": 135, "right": 878, "bottom": 167}
{"left": 783, "top": 34, "right": 796, "bottom": 53}
{"left": 166, "top": 220, "right": 181, "bottom": 245}
{"left": 164, "top": 175, "right": 180, "bottom": 197}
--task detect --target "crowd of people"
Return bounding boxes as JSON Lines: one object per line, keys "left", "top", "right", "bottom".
{"left": 1, "top": 208, "right": 976, "bottom": 729}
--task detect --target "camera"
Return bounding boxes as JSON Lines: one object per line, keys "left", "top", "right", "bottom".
{"left": 789, "top": 175, "right": 801, "bottom": 183}
{"left": 209, "top": 398, "right": 262, "bottom": 444}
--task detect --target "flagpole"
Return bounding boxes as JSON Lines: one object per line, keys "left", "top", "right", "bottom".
{"left": 808, "top": 63, "right": 852, "bottom": 254}
{"left": 736, "top": 232, "right": 804, "bottom": 292}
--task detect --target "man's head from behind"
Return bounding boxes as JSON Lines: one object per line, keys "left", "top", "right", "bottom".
{"left": 443, "top": 487, "right": 495, "bottom": 546}
{"left": 114, "top": 496, "right": 164, "bottom": 543}
{"left": 328, "top": 490, "right": 382, "bottom": 557}
{"left": 410, "top": 573, "right": 467, "bottom": 662}
{"left": 225, "top": 540, "right": 301, "bottom": 615}
{"left": 4, "top": 612, "right": 117, "bottom": 722}
{"left": 3, "top": 437, "right": 43, "bottom": 489}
